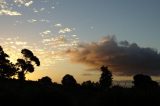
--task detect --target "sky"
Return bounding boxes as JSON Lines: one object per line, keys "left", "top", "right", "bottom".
{"left": 0, "top": 0, "right": 160, "bottom": 83}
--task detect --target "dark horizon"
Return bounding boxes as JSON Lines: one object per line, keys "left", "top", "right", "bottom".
{"left": 1, "top": 0, "right": 160, "bottom": 82}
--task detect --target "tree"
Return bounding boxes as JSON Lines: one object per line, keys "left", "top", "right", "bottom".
{"left": 82, "top": 80, "right": 93, "bottom": 86}
{"left": 81, "top": 80, "right": 98, "bottom": 89}
{"left": 0, "top": 46, "right": 17, "bottom": 79}
{"left": 16, "top": 49, "right": 40, "bottom": 81}
{"left": 38, "top": 76, "right": 52, "bottom": 85}
{"left": 133, "top": 74, "right": 159, "bottom": 89}
{"left": 99, "top": 66, "right": 112, "bottom": 89}
{"left": 61, "top": 74, "right": 77, "bottom": 87}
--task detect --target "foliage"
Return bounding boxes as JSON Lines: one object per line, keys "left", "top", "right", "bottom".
{"left": 62, "top": 74, "right": 77, "bottom": 87}
{"left": 99, "top": 66, "right": 113, "bottom": 89}
{"left": 38, "top": 76, "right": 52, "bottom": 85}
{"left": 81, "top": 80, "right": 99, "bottom": 90}
{"left": 0, "top": 46, "right": 17, "bottom": 79}
{"left": 16, "top": 49, "right": 40, "bottom": 81}
{"left": 133, "top": 74, "right": 159, "bottom": 89}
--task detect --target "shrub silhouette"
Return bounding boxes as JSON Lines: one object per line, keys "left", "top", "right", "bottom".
{"left": 62, "top": 74, "right": 77, "bottom": 87}
{"left": 16, "top": 49, "right": 40, "bottom": 81}
{"left": 99, "top": 66, "right": 112, "bottom": 89}
{"left": 133, "top": 74, "right": 159, "bottom": 89}
{"left": 0, "top": 46, "right": 17, "bottom": 79}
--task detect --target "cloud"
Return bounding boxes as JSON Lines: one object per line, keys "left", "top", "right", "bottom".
{"left": 72, "top": 35, "right": 77, "bottom": 37}
{"left": 54, "top": 23, "right": 62, "bottom": 27}
{"left": 0, "top": 0, "right": 56, "bottom": 16}
{"left": 42, "top": 35, "right": 75, "bottom": 48}
{"left": 82, "top": 73, "right": 97, "bottom": 76}
{"left": 33, "top": 8, "right": 38, "bottom": 13}
{"left": 14, "top": 0, "right": 33, "bottom": 5}
{"left": 39, "top": 19, "right": 49, "bottom": 23}
{"left": 15, "top": 41, "right": 27, "bottom": 45}
{"left": 40, "top": 30, "right": 51, "bottom": 36}
{"left": 66, "top": 36, "right": 160, "bottom": 76}
{"left": 25, "top": 1, "right": 33, "bottom": 7}
{"left": 40, "top": 8, "right": 45, "bottom": 11}
{"left": 0, "top": 37, "right": 64, "bottom": 69}
{"left": 0, "top": 1, "right": 22, "bottom": 16}
{"left": 0, "top": 9, "right": 21, "bottom": 16}
{"left": 27, "top": 19, "right": 37, "bottom": 23}
{"left": 0, "top": 32, "right": 79, "bottom": 71}
{"left": 59, "top": 28, "right": 72, "bottom": 34}
{"left": 0, "top": 0, "right": 7, "bottom": 8}
{"left": 14, "top": 0, "right": 25, "bottom": 4}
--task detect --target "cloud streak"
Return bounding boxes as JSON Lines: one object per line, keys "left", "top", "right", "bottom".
{"left": 66, "top": 36, "right": 160, "bottom": 76}
{"left": 0, "top": 9, "right": 21, "bottom": 16}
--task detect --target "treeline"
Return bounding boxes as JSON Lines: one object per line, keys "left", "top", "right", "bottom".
{"left": 0, "top": 45, "right": 159, "bottom": 89}
{"left": 38, "top": 66, "right": 159, "bottom": 90}
{"left": 0, "top": 70, "right": 159, "bottom": 106}
{"left": 0, "top": 46, "right": 160, "bottom": 106}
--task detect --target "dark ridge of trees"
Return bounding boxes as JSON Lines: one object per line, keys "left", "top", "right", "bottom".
{"left": 81, "top": 80, "right": 95, "bottom": 88}
{"left": 99, "top": 66, "right": 113, "bottom": 89}
{"left": 81, "top": 80, "right": 99, "bottom": 90}
{"left": 0, "top": 45, "right": 160, "bottom": 106}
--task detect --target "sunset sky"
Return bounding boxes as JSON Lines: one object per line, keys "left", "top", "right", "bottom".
{"left": 0, "top": 0, "right": 160, "bottom": 83}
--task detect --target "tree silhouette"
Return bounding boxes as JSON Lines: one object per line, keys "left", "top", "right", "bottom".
{"left": 81, "top": 80, "right": 99, "bottom": 89}
{"left": 82, "top": 80, "right": 93, "bottom": 87}
{"left": 99, "top": 66, "right": 112, "bottom": 89}
{"left": 0, "top": 46, "right": 17, "bottom": 79}
{"left": 38, "top": 76, "right": 52, "bottom": 85}
{"left": 16, "top": 49, "right": 40, "bottom": 81}
{"left": 61, "top": 74, "right": 77, "bottom": 87}
{"left": 133, "top": 74, "right": 159, "bottom": 89}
